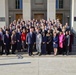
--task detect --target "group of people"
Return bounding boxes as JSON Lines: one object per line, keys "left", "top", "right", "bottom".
{"left": 0, "top": 19, "right": 74, "bottom": 56}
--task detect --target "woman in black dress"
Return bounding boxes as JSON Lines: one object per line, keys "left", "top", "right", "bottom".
{"left": 46, "top": 30, "right": 53, "bottom": 54}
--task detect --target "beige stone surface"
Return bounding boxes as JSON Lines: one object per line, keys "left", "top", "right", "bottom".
{"left": 0, "top": 55, "right": 76, "bottom": 75}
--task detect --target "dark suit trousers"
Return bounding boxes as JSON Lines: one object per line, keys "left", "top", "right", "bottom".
{"left": 5, "top": 45, "right": 10, "bottom": 55}
{"left": 0, "top": 40, "right": 3, "bottom": 54}
{"left": 12, "top": 43, "right": 16, "bottom": 54}
{"left": 28, "top": 44, "right": 33, "bottom": 55}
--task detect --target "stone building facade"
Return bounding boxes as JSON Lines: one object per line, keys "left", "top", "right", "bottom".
{"left": 0, "top": 0, "right": 76, "bottom": 32}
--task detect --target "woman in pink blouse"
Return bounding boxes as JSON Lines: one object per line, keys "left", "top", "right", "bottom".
{"left": 58, "top": 31, "right": 65, "bottom": 55}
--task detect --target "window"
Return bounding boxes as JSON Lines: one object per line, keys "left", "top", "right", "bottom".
{"left": 56, "top": 0, "right": 63, "bottom": 9}
{"left": 16, "top": 0, "right": 23, "bottom": 9}
{"left": 59, "top": 0, "right": 63, "bottom": 8}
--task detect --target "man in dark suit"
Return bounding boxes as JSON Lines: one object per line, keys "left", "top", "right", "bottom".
{"left": 4, "top": 30, "right": 11, "bottom": 55}
{"left": 41, "top": 25, "right": 47, "bottom": 36}
{"left": 0, "top": 28, "right": 4, "bottom": 55}
{"left": 16, "top": 29, "right": 23, "bottom": 59}
{"left": 26, "top": 27, "right": 36, "bottom": 56}
{"left": 16, "top": 29, "right": 21, "bottom": 52}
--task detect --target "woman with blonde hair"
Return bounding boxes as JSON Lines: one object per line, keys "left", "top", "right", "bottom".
{"left": 11, "top": 30, "right": 16, "bottom": 54}
{"left": 53, "top": 32, "right": 58, "bottom": 55}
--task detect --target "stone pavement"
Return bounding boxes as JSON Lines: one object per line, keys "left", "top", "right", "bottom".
{"left": 0, "top": 55, "right": 76, "bottom": 75}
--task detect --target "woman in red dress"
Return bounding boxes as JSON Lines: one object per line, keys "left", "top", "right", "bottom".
{"left": 21, "top": 28, "right": 27, "bottom": 51}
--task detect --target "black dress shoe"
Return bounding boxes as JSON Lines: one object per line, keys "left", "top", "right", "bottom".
{"left": 0, "top": 53, "right": 3, "bottom": 55}
{"left": 39, "top": 53, "right": 41, "bottom": 56}
{"left": 12, "top": 53, "right": 15, "bottom": 54}
{"left": 29, "top": 54, "right": 31, "bottom": 56}
{"left": 6, "top": 54, "right": 9, "bottom": 55}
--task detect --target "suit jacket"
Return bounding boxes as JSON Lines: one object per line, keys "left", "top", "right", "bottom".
{"left": 16, "top": 32, "right": 21, "bottom": 42}
{"left": 4, "top": 34, "right": 11, "bottom": 46}
{"left": 41, "top": 30, "right": 47, "bottom": 35}
{"left": 26, "top": 32, "right": 36, "bottom": 44}
{"left": 65, "top": 35, "right": 70, "bottom": 46}
{"left": 53, "top": 36, "right": 58, "bottom": 44}
{"left": 0, "top": 33, "right": 4, "bottom": 46}
{"left": 36, "top": 33, "right": 42, "bottom": 44}
{"left": 42, "top": 36, "right": 47, "bottom": 43}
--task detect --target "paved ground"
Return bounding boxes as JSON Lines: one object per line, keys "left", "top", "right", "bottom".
{"left": 0, "top": 55, "right": 76, "bottom": 75}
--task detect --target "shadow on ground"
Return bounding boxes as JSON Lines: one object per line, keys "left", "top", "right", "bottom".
{"left": 0, "top": 62, "right": 31, "bottom": 66}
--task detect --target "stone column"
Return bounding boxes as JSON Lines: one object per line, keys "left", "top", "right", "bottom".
{"left": 0, "top": 0, "right": 9, "bottom": 28}
{"left": 47, "top": 0, "right": 56, "bottom": 21}
{"left": 23, "top": 0, "right": 31, "bottom": 21}
{"left": 71, "top": 0, "right": 76, "bottom": 32}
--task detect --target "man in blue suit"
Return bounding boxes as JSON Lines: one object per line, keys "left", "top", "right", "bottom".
{"left": 26, "top": 27, "right": 36, "bottom": 56}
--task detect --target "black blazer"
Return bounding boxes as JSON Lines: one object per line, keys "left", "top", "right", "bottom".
{"left": 4, "top": 34, "right": 11, "bottom": 46}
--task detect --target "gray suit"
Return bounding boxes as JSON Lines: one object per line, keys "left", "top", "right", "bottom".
{"left": 36, "top": 33, "right": 42, "bottom": 53}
